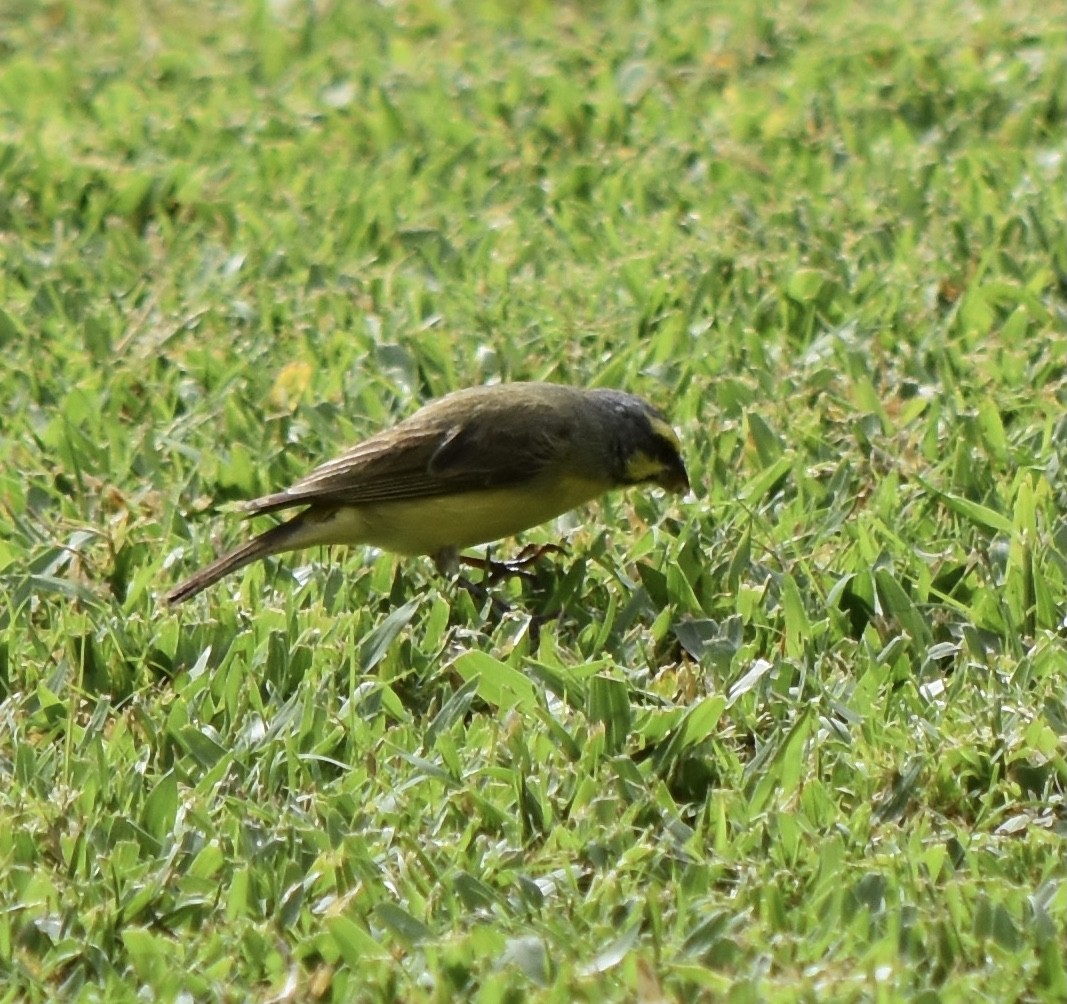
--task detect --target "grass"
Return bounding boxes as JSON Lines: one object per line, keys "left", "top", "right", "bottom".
{"left": 0, "top": 0, "right": 1064, "bottom": 1000}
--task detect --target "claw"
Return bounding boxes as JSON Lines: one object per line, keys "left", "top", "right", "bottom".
{"left": 460, "top": 543, "right": 568, "bottom": 583}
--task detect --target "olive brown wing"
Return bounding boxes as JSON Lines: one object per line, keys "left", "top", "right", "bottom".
{"left": 241, "top": 401, "right": 576, "bottom": 516}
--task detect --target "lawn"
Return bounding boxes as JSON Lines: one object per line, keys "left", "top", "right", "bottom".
{"left": 0, "top": 0, "right": 1064, "bottom": 1000}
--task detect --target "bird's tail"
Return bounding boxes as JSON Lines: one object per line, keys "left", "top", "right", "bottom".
{"left": 165, "top": 518, "right": 311, "bottom": 605}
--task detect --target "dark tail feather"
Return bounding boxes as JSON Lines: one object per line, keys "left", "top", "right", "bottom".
{"left": 165, "top": 519, "right": 307, "bottom": 605}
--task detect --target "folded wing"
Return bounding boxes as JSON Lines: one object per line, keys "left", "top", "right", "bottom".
{"left": 243, "top": 400, "right": 577, "bottom": 516}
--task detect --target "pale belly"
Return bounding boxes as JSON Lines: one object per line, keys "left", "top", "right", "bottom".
{"left": 299, "top": 476, "right": 610, "bottom": 556}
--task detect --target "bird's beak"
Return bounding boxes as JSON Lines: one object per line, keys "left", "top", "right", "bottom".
{"left": 660, "top": 458, "right": 691, "bottom": 494}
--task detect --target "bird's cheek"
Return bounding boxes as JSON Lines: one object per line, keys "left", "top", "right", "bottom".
{"left": 622, "top": 450, "right": 669, "bottom": 485}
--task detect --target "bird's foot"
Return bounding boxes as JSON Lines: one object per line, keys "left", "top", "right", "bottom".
{"left": 461, "top": 543, "right": 568, "bottom": 584}
{"left": 453, "top": 575, "right": 560, "bottom": 646}
{"left": 453, "top": 575, "right": 512, "bottom": 619}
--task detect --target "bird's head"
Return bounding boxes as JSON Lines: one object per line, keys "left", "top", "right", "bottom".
{"left": 592, "top": 390, "right": 690, "bottom": 494}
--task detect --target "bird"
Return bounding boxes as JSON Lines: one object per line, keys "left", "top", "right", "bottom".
{"left": 165, "top": 381, "right": 689, "bottom": 604}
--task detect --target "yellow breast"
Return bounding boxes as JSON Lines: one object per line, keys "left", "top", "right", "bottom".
{"left": 295, "top": 473, "right": 610, "bottom": 556}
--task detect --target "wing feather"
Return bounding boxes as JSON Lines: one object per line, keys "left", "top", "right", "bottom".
{"left": 243, "top": 395, "right": 578, "bottom": 517}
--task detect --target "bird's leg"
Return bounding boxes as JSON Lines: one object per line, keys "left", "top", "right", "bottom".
{"left": 429, "top": 544, "right": 511, "bottom": 617}
{"left": 458, "top": 578, "right": 514, "bottom": 620}
{"left": 511, "top": 542, "right": 569, "bottom": 566}
{"left": 460, "top": 543, "right": 568, "bottom": 584}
